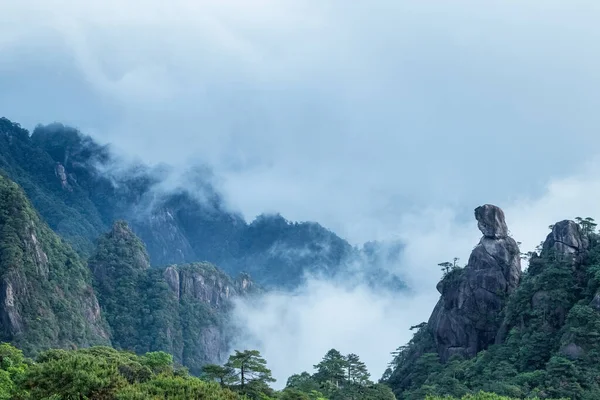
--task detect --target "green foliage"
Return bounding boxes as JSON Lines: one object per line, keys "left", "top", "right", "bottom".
{"left": 1, "top": 116, "right": 406, "bottom": 294}
{"left": 0, "top": 118, "right": 112, "bottom": 255}
{"left": 386, "top": 226, "right": 600, "bottom": 399}
{"left": 0, "top": 174, "right": 109, "bottom": 355}
{"left": 425, "top": 392, "right": 564, "bottom": 400}
{"left": 313, "top": 349, "right": 346, "bottom": 389}
{"left": 0, "top": 343, "right": 27, "bottom": 399}
{"left": 89, "top": 221, "right": 153, "bottom": 352}
{"left": 284, "top": 349, "right": 394, "bottom": 400}
{"left": 204, "top": 350, "right": 275, "bottom": 399}
{"left": 202, "top": 364, "right": 236, "bottom": 387}
{"left": 89, "top": 222, "right": 246, "bottom": 375}
{"left": 2, "top": 344, "right": 239, "bottom": 400}
{"left": 115, "top": 374, "right": 239, "bottom": 400}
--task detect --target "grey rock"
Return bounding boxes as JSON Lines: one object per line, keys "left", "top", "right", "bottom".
{"left": 159, "top": 263, "right": 256, "bottom": 372}
{"left": 429, "top": 204, "right": 521, "bottom": 362}
{"left": 163, "top": 266, "right": 180, "bottom": 299}
{"left": 475, "top": 204, "right": 508, "bottom": 239}
{"left": 54, "top": 162, "right": 72, "bottom": 191}
{"left": 542, "top": 220, "right": 589, "bottom": 262}
{"left": 590, "top": 292, "right": 600, "bottom": 311}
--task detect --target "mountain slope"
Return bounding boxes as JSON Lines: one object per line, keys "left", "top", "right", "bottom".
{"left": 0, "top": 117, "right": 405, "bottom": 289}
{"left": 89, "top": 221, "right": 257, "bottom": 374}
{"left": 385, "top": 206, "right": 600, "bottom": 400}
{"left": 0, "top": 173, "right": 109, "bottom": 355}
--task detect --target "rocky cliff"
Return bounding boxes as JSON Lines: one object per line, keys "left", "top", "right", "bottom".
{"left": 0, "top": 174, "right": 110, "bottom": 355}
{"left": 89, "top": 221, "right": 256, "bottom": 374}
{"left": 542, "top": 220, "right": 590, "bottom": 263}
{"left": 387, "top": 208, "right": 600, "bottom": 399}
{"left": 429, "top": 204, "right": 521, "bottom": 361}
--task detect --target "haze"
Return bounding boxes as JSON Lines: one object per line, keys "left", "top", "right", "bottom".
{"left": 2, "top": 0, "right": 600, "bottom": 386}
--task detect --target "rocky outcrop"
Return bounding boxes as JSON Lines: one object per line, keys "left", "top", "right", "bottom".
{"left": 542, "top": 220, "right": 589, "bottom": 263}
{"left": 429, "top": 204, "right": 521, "bottom": 362}
{"left": 54, "top": 162, "right": 72, "bottom": 191}
{"left": 90, "top": 221, "right": 257, "bottom": 374}
{"left": 160, "top": 263, "right": 258, "bottom": 370}
{"left": 163, "top": 263, "right": 252, "bottom": 307}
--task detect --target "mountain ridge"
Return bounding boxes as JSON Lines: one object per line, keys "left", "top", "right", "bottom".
{"left": 0, "top": 116, "right": 406, "bottom": 290}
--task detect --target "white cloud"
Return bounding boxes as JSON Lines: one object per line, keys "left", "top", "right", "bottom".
{"left": 2, "top": 0, "right": 600, "bottom": 246}
{"left": 231, "top": 278, "right": 437, "bottom": 389}
{"left": 3, "top": 0, "right": 600, "bottom": 388}
{"left": 230, "top": 158, "right": 600, "bottom": 387}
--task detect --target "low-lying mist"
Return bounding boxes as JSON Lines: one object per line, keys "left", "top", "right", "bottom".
{"left": 227, "top": 161, "right": 600, "bottom": 389}
{"left": 229, "top": 275, "right": 438, "bottom": 389}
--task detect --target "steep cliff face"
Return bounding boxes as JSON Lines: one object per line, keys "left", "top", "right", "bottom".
{"left": 429, "top": 204, "right": 521, "bottom": 361}
{"left": 89, "top": 222, "right": 256, "bottom": 374}
{"left": 542, "top": 220, "right": 590, "bottom": 263}
{"left": 0, "top": 174, "right": 110, "bottom": 355}
{"left": 163, "top": 263, "right": 257, "bottom": 373}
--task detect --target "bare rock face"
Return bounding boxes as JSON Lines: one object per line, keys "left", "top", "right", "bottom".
{"left": 542, "top": 220, "right": 589, "bottom": 262}
{"left": 475, "top": 204, "right": 509, "bottom": 239}
{"left": 429, "top": 204, "right": 521, "bottom": 362}
{"left": 163, "top": 266, "right": 180, "bottom": 299}
{"left": 54, "top": 162, "right": 72, "bottom": 191}
{"left": 159, "top": 263, "right": 257, "bottom": 371}
{"left": 163, "top": 263, "right": 255, "bottom": 308}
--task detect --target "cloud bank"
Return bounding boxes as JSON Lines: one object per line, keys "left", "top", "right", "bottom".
{"left": 2, "top": 0, "right": 600, "bottom": 387}
{"left": 231, "top": 159, "right": 600, "bottom": 387}
{"left": 2, "top": 0, "right": 600, "bottom": 244}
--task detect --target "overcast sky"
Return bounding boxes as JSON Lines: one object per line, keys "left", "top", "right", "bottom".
{"left": 2, "top": 0, "right": 600, "bottom": 385}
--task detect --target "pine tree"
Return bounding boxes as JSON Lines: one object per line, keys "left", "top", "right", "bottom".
{"left": 201, "top": 364, "right": 235, "bottom": 388}
{"left": 225, "top": 350, "right": 275, "bottom": 395}
{"left": 313, "top": 349, "right": 347, "bottom": 389}
{"left": 345, "top": 353, "right": 370, "bottom": 386}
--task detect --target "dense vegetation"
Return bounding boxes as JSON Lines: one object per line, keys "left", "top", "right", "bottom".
{"left": 200, "top": 348, "right": 394, "bottom": 400}
{"left": 8, "top": 114, "right": 600, "bottom": 399}
{"left": 89, "top": 220, "right": 258, "bottom": 375}
{"left": 276, "top": 349, "right": 394, "bottom": 400}
{"left": 0, "top": 173, "right": 109, "bottom": 355}
{"left": 0, "top": 117, "right": 404, "bottom": 290}
{"left": 0, "top": 343, "right": 240, "bottom": 399}
{"left": 0, "top": 343, "right": 396, "bottom": 400}
{"left": 385, "top": 219, "right": 600, "bottom": 399}
{"left": 425, "top": 394, "right": 564, "bottom": 400}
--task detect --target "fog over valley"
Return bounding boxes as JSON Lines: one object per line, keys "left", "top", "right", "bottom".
{"left": 1, "top": 1, "right": 600, "bottom": 399}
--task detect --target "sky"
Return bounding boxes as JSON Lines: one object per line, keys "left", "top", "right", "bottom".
{"left": 2, "top": 0, "right": 600, "bottom": 387}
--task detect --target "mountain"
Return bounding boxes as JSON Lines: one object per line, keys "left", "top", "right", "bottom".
{"left": 0, "top": 164, "right": 257, "bottom": 373}
{"left": 89, "top": 221, "right": 256, "bottom": 374}
{"left": 0, "top": 173, "right": 109, "bottom": 355}
{"left": 385, "top": 205, "right": 600, "bottom": 399}
{"left": 0, "top": 117, "right": 405, "bottom": 289}
{"left": 0, "top": 115, "right": 408, "bottom": 383}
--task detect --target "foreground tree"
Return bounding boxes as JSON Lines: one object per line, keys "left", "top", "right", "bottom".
{"left": 225, "top": 350, "right": 275, "bottom": 397}
{"left": 346, "top": 353, "right": 370, "bottom": 385}
{"left": 313, "top": 349, "right": 347, "bottom": 389}
{"left": 202, "top": 364, "right": 235, "bottom": 388}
